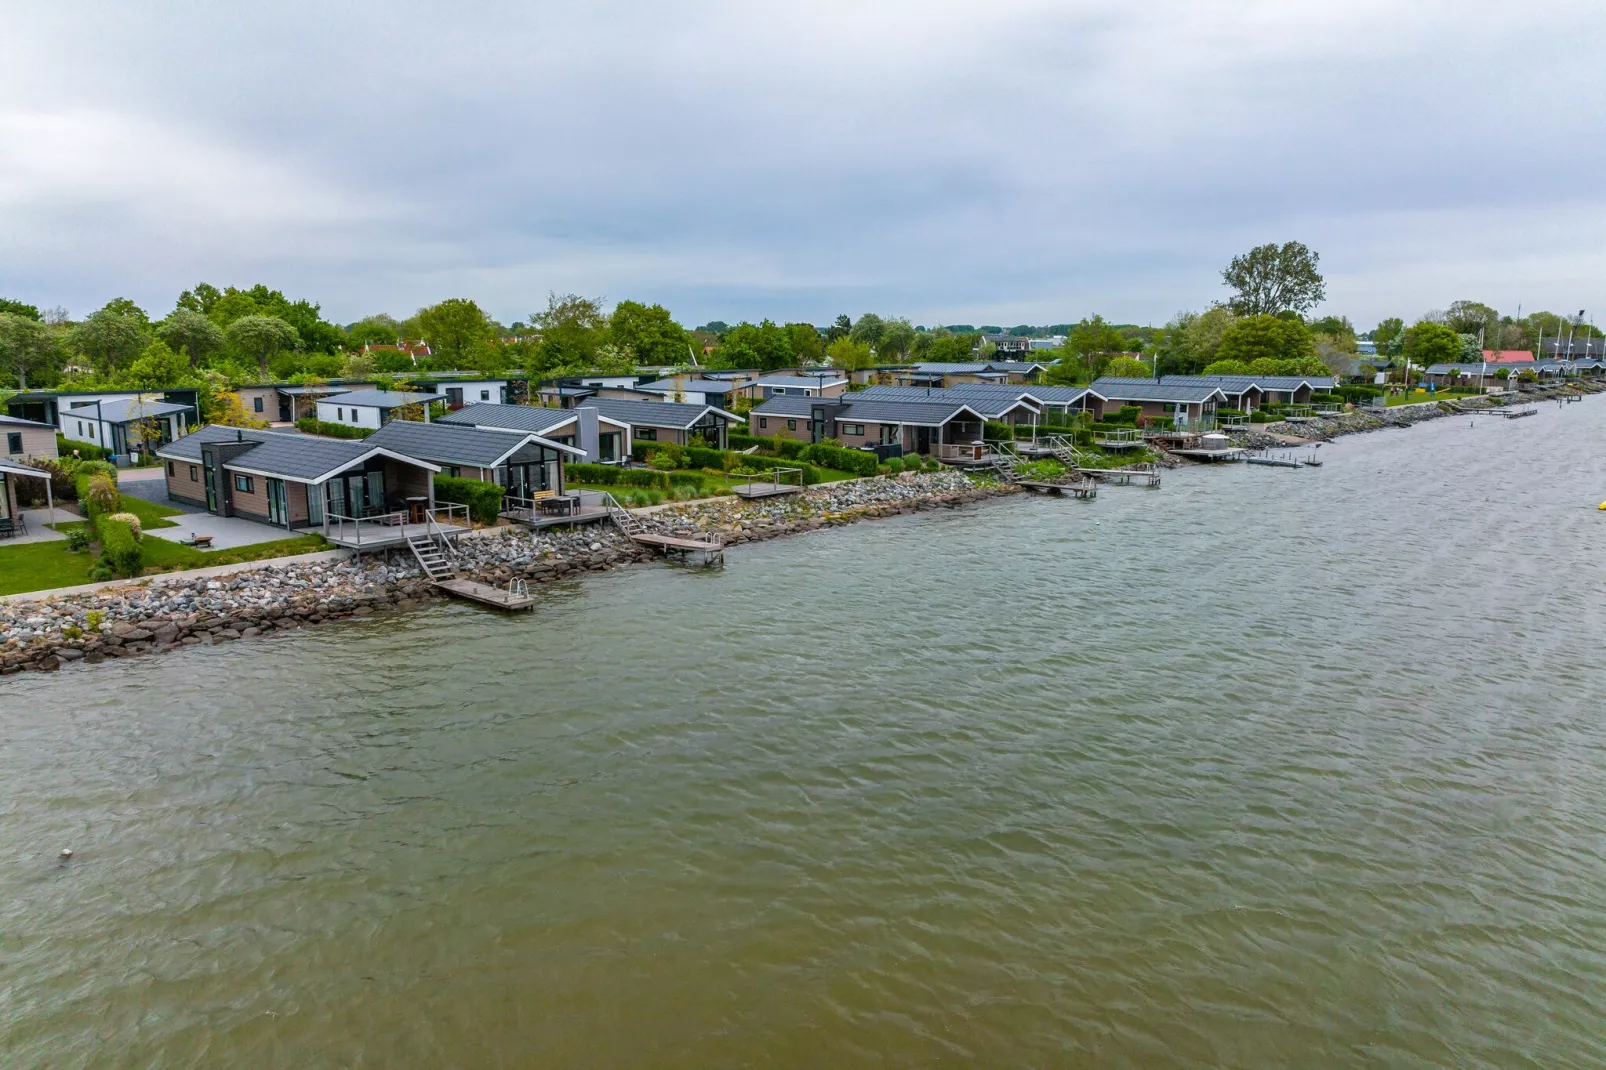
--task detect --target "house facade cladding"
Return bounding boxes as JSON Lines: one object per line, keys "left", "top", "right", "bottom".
{"left": 2, "top": 417, "right": 58, "bottom": 463}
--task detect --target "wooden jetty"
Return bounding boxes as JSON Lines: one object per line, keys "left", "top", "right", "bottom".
{"left": 1018, "top": 479, "right": 1097, "bottom": 499}
{"left": 729, "top": 467, "right": 805, "bottom": 499}
{"left": 629, "top": 532, "right": 726, "bottom": 565}
{"left": 435, "top": 577, "right": 539, "bottom": 611}
{"left": 1079, "top": 466, "right": 1162, "bottom": 487}
{"left": 1246, "top": 455, "right": 1303, "bottom": 468}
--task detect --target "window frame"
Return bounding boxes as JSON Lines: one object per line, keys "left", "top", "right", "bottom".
{"left": 6, "top": 431, "right": 21, "bottom": 455}
{"left": 189, "top": 465, "right": 198, "bottom": 482}
{"left": 234, "top": 474, "right": 254, "bottom": 494}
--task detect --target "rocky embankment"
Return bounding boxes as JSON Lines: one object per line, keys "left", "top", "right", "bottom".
{"left": 1232, "top": 381, "right": 1604, "bottom": 449}
{"left": 2, "top": 472, "right": 1007, "bottom": 674}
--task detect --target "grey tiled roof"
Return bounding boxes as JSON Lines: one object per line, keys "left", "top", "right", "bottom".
{"left": 634, "top": 377, "right": 739, "bottom": 394}
{"left": 1092, "top": 378, "right": 1227, "bottom": 403}
{"left": 750, "top": 396, "right": 817, "bottom": 418}
{"left": 367, "top": 419, "right": 576, "bottom": 466}
{"left": 837, "top": 399, "right": 981, "bottom": 426}
{"left": 319, "top": 389, "right": 444, "bottom": 408}
{"left": 155, "top": 424, "right": 397, "bottom": 481}
{"left": 851, "top": 385, "right": 1042, "bottom": 418}
{"left": 579, "top": 397, "right": 741, "bottom": 429}
{"left": 755, "top": 374, "right": 847, "bottom": 388}
{"left": 438, "top": 403, "right": 579, "bottom": 434}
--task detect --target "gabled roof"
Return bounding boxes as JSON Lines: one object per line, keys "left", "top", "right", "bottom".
{"left": 851, "top": 385, "right": 1041, "bottom": 419}
{"left": 438, "top": 403, "right": 585, "bottom": 434}
{"left": 0, "top": 459, "right": 51, "bottom": 478}
{"left": 318, "top": 388, "right": 444, "bottom": 409}
{"left": 750, "top": 395, "right": 818, "bottom": 418}
{"left": 155, "top": 424, "right": 440, "bottom": 483}
{"left": 835, "top": 399, "right": 985, "bottom": 426}
{"left": 367, "top": 419, "right": 583, "bottom": 465}
{"left": 1093, "top": 378, "right": 1228, "bottom": 403}
{"left": 579, "top": 397, "right": 742, "bottom": 429}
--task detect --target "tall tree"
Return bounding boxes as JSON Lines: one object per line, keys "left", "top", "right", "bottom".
{"left": 610, "top": 300, "right": 691, "bottom": 366}
{"left": 1444, "top": 300, "right": 1498, "bottom": 338}
{"left": 825, "top": 336, "right": 874, "bottom": 371}
{"left": 126, "top": 339, "right": 191, "bottom": 389}
{"left": 1402, "top": 321, "right": 1461, "bottom": 367}
{"left": 533, "top": 293, "right": 609, "bottom": 370}
{"left": 785, "top": 323, "right": 824, "bottom": 366}
{"left": 1215, "top": 314, "right": 1315, "bottom": 366}
{"left": 878, "top": 318, "right": 916, "bottom": 360}
{"left": 1222, "top": 241, "right": 1326, "bottom": 317}
{"left": 226, "top": 314, "right": 301, "bottom": 376}
{"left": 1373, "top": 317, "right": 1404, "bottom": 354}
{"left": 175, "top": 283, "right": 223, "bottom": 317}
{"left": 417, "top": 298, "right": 495, "bottom": 369}
{"left": 347, "top": 315, "right": 401, "bottom": 347}
{"left": 0, "top": 312, "right": 58, "bottom": 389}
{"left": 0, "top": 298, "right": 42, "bottom": 320}
{"left": 849, "top": 313, "right": 886, "bottom": 349}
{"left": 157, "top": 309, "right": 225, "bottom": 368}
{"left": 1067, "top": 314, "right": 1129, "bottom": 377}
{"left": 826, "top": 314, "right": 852, "bottom": 343}
{"left": 73, "top": 300, "right": 151, "bottom": 375}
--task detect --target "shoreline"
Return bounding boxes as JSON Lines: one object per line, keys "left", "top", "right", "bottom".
{"left": 5, "top": 384, "right": 1598, "bottom": 676}
{"left": 1, "top": 472, "right": 1014, "bottom": 675}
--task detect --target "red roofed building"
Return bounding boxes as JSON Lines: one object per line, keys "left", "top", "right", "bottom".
{"left": 1482, "top": 350, "right": 1534, "bottom": 364}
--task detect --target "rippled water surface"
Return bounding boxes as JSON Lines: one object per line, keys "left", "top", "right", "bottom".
{"left": 5, "top": 402, "right": 1606, "bottom": 1067}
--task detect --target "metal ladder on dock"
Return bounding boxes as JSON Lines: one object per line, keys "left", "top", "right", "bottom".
{"left": 407, "top": 530, "right": 458, "bottom": 582}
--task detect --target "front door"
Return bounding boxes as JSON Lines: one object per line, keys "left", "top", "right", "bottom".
{"left": 266, "top": 478, "right": 287, "bottom": 526}
{"left": 915, "top": 426, "right": 932, "bottom": 455}
{"left": 203, "top": 458, "right": 218, "bottom": 513}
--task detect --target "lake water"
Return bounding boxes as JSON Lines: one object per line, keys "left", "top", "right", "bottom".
{"left": 4, "top": 400, "right": 1606, "bottom": 1067}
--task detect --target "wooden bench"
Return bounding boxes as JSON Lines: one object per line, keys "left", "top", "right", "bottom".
{"left": 182, "top": 534, "right": 215, "bottom": 549}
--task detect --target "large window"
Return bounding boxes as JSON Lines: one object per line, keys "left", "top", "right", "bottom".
{"left": 253, "top": 396, "right": 264, "bottom": 413}
{"left": 635, "top": 427, "right": 657, "bottom": 440}
{"left": 6, "top": 432, "right": 20, "bottom": 455}
{"left": 842, "top": 423, "right": 864, "bottom": 436}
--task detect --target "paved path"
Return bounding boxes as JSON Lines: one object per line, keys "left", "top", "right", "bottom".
{"left": 145, "top": 514, "right": 301, "bottom": 551}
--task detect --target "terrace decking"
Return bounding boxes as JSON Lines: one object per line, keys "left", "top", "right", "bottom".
{"left": 435, "top": 577, "right": 538, "bottom": 611}
{"left": 729, "top": 480, "right": 803, "bottom": 499}
{"left": 323, "top": 518, "right": 470, "bottom": 550}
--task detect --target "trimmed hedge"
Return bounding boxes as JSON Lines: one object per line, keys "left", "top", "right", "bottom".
{"left": 295, "top": 417, "right": 373, "bottom": 440}
{"left": 433, "top": 474, "right": 506, "bottom": 524}
{"left": 797, "top": 442, "right": 878, "bottom": 477}
{"left": 95, "top": 513, "right": 143, "bottom": 577}
{"left": 57, "top": 434, "right": 112, "bottom": 460}
{"left": 568, "top": 463, "right": 674, "bottom": 489}
{"left": 74, "top": 462, "right": 120, "bottom": 522}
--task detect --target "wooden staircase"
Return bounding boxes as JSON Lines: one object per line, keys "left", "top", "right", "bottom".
{"left": 407, "top": 531, "right": 458, "bottom": 582}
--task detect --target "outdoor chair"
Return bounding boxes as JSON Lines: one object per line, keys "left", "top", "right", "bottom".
{"left": 14, "top": 514, "right": 26, "bottom": 536}
{"left": 0, "top": 518, "right": 13, "bottom": 539}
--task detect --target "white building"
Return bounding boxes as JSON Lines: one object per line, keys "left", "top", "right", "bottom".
{"left": 314, "top": 389, "right": 446, "bottom": 430}
{"left": 58, "top": 393, "right": 193, "bottom": 460}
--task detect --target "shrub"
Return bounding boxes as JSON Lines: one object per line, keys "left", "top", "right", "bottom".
{"left": 798, "top": 442, "right": 879, "bottom": 477}
{"left": 107, "top": 511, "right": 143, "bottom": 539}
{"left": 56, "top": 434, "right": 112, "bottom": 460}
{"left": 94, "top": 514, "right": 143, "bottom": 577}
{"left": 76, "top": 467, "right": 121, "bottom": 522}
{"left": 882, "top": 457, "right": 904, "bottom": 475}
{"left": 433, "top": 474, "right": 506, "bottom": 524}
{"left": 567, "top": 462, "right": 620, "bottom": 485}
{"left": 87, "top": 565, "right": 114, "bottom": 583}
{"left": 295, "top": 417, "right": 372, "bottom": 440}
{"left": 983, "top": 420, "right": 1015, "bottom": 441}
{"left": 646, "top": 450, "right": 679, "bottom": 470}
{"left": 683, "top": 446, "right": 723, "bottom": 469}
{"left": 65, "top": 527, "right": 92, "bottom": 552}
{"left": 630, "top": 441, "right": 684, "bottom": 465}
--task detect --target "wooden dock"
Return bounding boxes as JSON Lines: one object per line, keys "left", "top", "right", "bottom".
{"left": 729, "top": 482, "right": 803, "bottom": 499}
{"left": 631, "top": 532, "right": 726, "bottom": 566}
{"left": 1018, "top": 479, "right": 1096, "bottom": 499}
{"left": 1079, "top": 467, "right": 1162, "bottom": 487}
{"left": 435, "top": 578, "right": 539, "bottom": 611}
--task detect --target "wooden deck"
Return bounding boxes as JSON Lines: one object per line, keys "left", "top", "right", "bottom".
{"left": 630, "top": 532, "right": 726, "bottom": 566}
{"left": 729, "top": 482, "right": 804, "bottom": 499}
{"left": 1018, "top": 480, "right": 1097, "bottom": 499}
{"left": 435, "top": 578, "right": 538, "bottom": 610}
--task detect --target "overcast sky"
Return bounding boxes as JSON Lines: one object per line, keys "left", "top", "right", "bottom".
{"left": 3, "top": 0, "right": 1603, "bottom": 330}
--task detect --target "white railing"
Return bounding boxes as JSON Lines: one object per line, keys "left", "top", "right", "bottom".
{"left": 323, "top": 510, "right": 405, "bottom": 546}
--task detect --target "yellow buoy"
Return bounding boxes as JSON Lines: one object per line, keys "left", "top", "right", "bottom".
{"left": 1599, "top": 502, "right": 1606, "bottom": 511}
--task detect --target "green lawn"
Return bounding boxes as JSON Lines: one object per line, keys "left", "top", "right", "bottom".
{"left": 114, "top": 494, "right": 183, "bottom": 529}
{"left": 0, "top": 534, "right": 330, "bottom": 596}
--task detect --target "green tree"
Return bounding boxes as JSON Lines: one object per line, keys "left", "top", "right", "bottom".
{"left": 73, "top": 301, "right": 151, "bottom": 375}
{"left": 1444, "top": 300, "right": 1498, "bottom": 338}
{"left": 610, "top": 300, "right": 691, "bottom": 366}
{"left": 417, "top": 298, "right": 495, "bottom": 369}
{"left": 826, "top": 336, "right": 874, "bottom": 371}
{"left": 1201, "top": 359, "right": 1251, "bottom": 376}
{"left": 1067, "top": 315, "right": 1129, "bottom": 377}
{"left": 226, "top": 314, "right": 301, "bottom": 377}
{"left": 826, "top": 314, "right": 852, "bottom": 343}
{"left": 1372, "top": 317, "right": 1404, "bottom": 352}
{"left": 786, "top": 323, "right": 825, "bottom": 366}
{"left": 878, "top": 318, "right": 916, "bottom": 360}
{"left": 1184, "top": 306, "right": 1238, "bottom": 369}
{"left": 175, "top": 283, "right": 223, "bottom": 317}
{"left": 156, "top": 309, "right": 225, "bottom": 368}
{"left": 1215, "top": 314, "right": 1315, "bottom": 366}
{"left": 924, "top": 333, "right": 978, "bottom": 362}
{"left": 347, "top": 316, "right": 400, "bottom": 347}
{"left": 533, "top": 293, "right": 609, "bottom": 369}
{"left": 1222, "top": 241, "right": 1326, "bottom": 316}
{"left": 0, "top": 298, "right": 42, "bottom": 320}
{"left": 126, "top": 339, "right": 191, "bottom": 389}
{"left": 0, "top": 312, "right": 58, "bottom": 389}
{"left": 1402, "top": 321, "right": 1461, "bottom": 368}
{"left": 1104, "top": 355, "right": 1151, "bottom": 378}
{"left": 849, "top": 313, "right": 886, "bottom": 349}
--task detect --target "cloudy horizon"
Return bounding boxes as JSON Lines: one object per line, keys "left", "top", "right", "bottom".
{"left": 3, "top": 0, "right": 1604, "bottom": 331}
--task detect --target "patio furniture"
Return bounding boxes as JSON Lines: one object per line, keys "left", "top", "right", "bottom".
{"left": 0, "top": 518, "right": 13, "bottom": 539}
{"left": 406, "top": 496, "right": 429, "bottom": 524}
{"left": 13, "top": 514, "right": 26, "bottom": 536}
{"left": 182, "top": 534, "right": 215, "bottom": 549}
{"left": 539, "top": 494, "right": 581, "bottom": 518}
